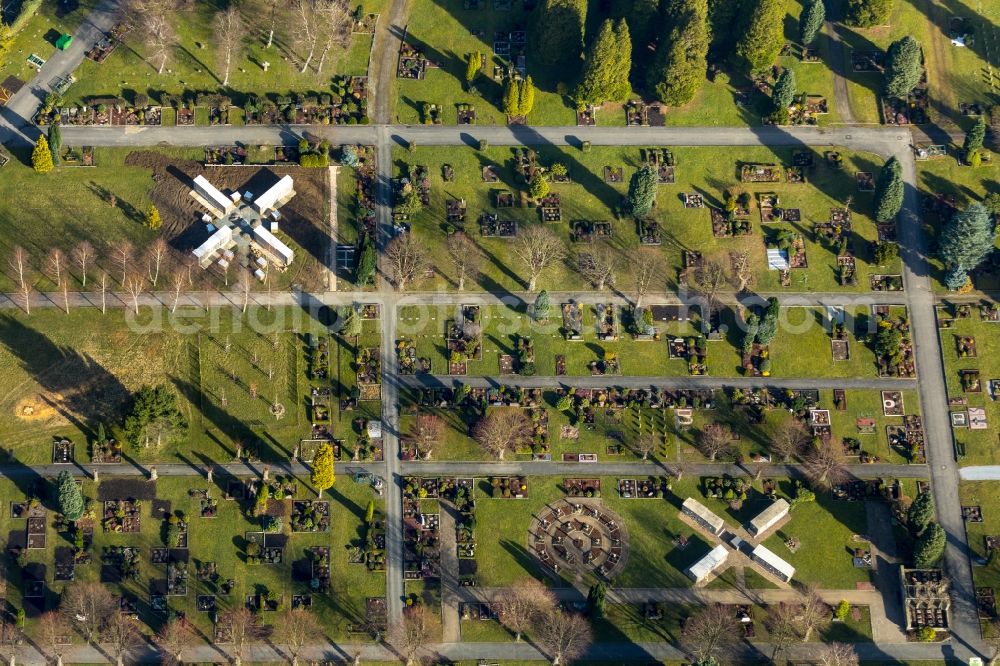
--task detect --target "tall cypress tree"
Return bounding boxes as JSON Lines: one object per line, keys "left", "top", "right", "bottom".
{"left": 55, "top": 470, "right": 85, "bottom": 522}
{"left": 648, "top": 0, "right": 709, "bottom": 106}
{"left": 502, "top": 78, "right": 520, "bottom": 117}
{"left": 963, "top": 115, "right": 987, "bottom": 154}
{"left": 708, "top": 0, "right": 744, "bottom": 60}
{"left": 873, "top": 156, "right": 904, "bottom": 223}
{"left": 800, "top": 0, "right": 825, "bottom": 45}
{"left": 576, "top": 19, "right": 632, "bottom": 105}
{"left": 627, "top": 165, "right": 658, "bottom": 217}
{"left": 517, "top": 76, "right": 536, "bottom": 117}
{"left": 48, "top": 123, "right": 62, "bottom": 166}
{"left": 884, "top": 36, "right": 922, "bottom": 98}
{"left": 532, "top": 0, "right": 588, "bottom": 67}
{"left": 771, "top": 68, "right": 796, "bottom": 112}
{"left": 755, "top": 297, "right": 780, "bottom": 345}
{"left": 734, "top": 0, "right": 787, "bottom": 77}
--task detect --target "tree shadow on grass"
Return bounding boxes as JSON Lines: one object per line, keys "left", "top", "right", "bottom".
{"left": 0, "top": 315, "right": 130, "bottom": 445}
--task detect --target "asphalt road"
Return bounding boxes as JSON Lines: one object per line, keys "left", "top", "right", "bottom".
{"left": 397, "top": 373, "right": 918, "bottom": 391}
{"left": 57, "top": 123, "right": 910, "bottom": 152}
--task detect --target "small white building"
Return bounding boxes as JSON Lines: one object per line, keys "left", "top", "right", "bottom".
{"left": 748, "top": 498, "right": 790, "bottom": 537}
{"left": 686, "top": 544, "right": 729, "bottom": 583}
{"left": 190, "top": 174, "right": 236, "bottom": 218}
{"left": 751, "top": 544, "right": 795, "bottom": 582}
{"left": 681, "top": 497, "right": 726, "bottom": 536}
{"left": 192, "top": 225, "right": 234, "bottom": 267}
{"left": 253, "top": 225, "right": 294, "bottom": 268}
{"left": 253, "top": 175, "right": 295, "bottom": 215}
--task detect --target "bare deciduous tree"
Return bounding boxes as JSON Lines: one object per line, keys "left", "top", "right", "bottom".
{"left": 9, "top": 246, "right": 32, "bottom": 314}
{"left": 262, "top": 0, "right": 280, "bottom": 47}
{"left": 803, "top": 441, "right": 850, "bottom": 490}
{"left": 816, "top": 642, "right": 859, "bottom": 666}
{"left": 631, "top": 433, "right": 659, "bottom": 461}
{"left": 535, "top": 609, "right": 592, "bottom": 665}
{"left": 410, "top": 413, "right": 443, "bottom": 460}
{"left": 124, "top": 274, "right": 146, "bottom": 315}
{"left": 8, "top": 246, "right": 29, "bottom": 292}
{"left": 680, "top": 604, "right": 740, "bottom": 662}
{"left": 221, "top": 607, "right": 263, "bottom": 666}
{"left": 314, "top": 0, "right": 351, "bottom": 73}
{"left": 730, "top": 238, "right": 756, "bottom": 293}
{"left": 46, "top": 247, "right": 66, "bottom": 288}
{"left": 275, "top": 607, "right": 323, "bottom": 666}
{"left": 214, "top": 6, "right": 245, "bottom": 86}
{"left": 513, "top": 225, "right": 565, "bottom": 292}
{"left": 698, "top": 423, "right": 733, "bottom": 462}
{"left": 797, "top": 584, "right": 831, "bottom": 642}
{"left": 764, "top": 602, "right": 801, "bottom": 661}
{"left": 145, "top": 238, "right": 169, "bottom": 287}
{"left": 125, "top": 0, "right": 176, "bottom": 74}
{"left": 685, "top": 250, "right": 731, "bottom": 329}
{"left": 472, "top": 407, "right": 533, "bottom": 460}
{"left": 72, "top": 241, "right": 94, "bottom": 287}
{"left": 238, "top": 267, "right": 253, "bottom": 313}
{"left": 60, "top": 581, "right": 117, "bottom": 643}
{"left": 113, "top": 240, "right": 133, "bottom": 286}
{"left": 493, "top": 579, "right": 557, "bottom": 642}
{"left": 385, "top": 233, "right": 428, "bottom": 290}
{"left": 38, "top": 611, "right": 70, "bottom": 666}
{"left": 389, "top": 605, "right": 440, "bottom": 666}
{"left": 45, "top": 247, "right": 69, "bottom": 314}
{"left": 104, "top": 612, "right": 141, "bottom": 666}
{"left": 446, "top": 231, "right": 483, "bottom": 291}
{"left": 576, "top": 246, "right": 619, "bottom": 291}
{"left": 98, "top": 271, "right": 109, "bottom": 315}
{"left": 169, "top": 266, "right": 187, "bottom": 313}
{"left": 769, "top": 417, "right": 811, "bottom": 462}
{"left": 632, "top": 246, "right": 665, "bottom": 307}
{"left": 290, "top": 0, "right": 351, "bottom": 73}
{"left": 155, "top": 616, "right": 197, "bottom": 666}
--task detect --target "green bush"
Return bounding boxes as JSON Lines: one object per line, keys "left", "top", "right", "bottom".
{"left": 299, "top": 152, "right": 330, "bottom": 168}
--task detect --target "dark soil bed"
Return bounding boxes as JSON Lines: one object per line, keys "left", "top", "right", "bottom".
{"left": 98, "top": 478, "right": 156, "bottom": 501}
{"left": 123, "top": 151, "right": 328, "bottom": 290}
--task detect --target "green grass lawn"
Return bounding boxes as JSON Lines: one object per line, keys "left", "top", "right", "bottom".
{"left": 0, "top": 147, "right": 176, "bottom": 292}
{"left": 3, "top": 474, "right": 384, "bottom": 644}
{"left": 916, "top": 156, "right": 1000, "bottom": 293}
{"left": 938, "top": 308, "right": 1000, "bottom": 465}
{"left": 402, "top": 381, "right": 917, "bottom": 465}
{"left": 762, "top": 484, "right": 872, "bottom": 589}
{"left": 961, "top": 482, "right": 1000, "bottom": 609}
{"left": 394, "top": 0, "right": 848, "bottom": 127}
{"left": 393, "top": 144, "right": 896, "bottom": 294}
{"left": 398, "top": 302, "right": 740, "bottom": 378}
{"left": 63, "top": 0, "right": 385, "bottom": 108}
{"left": 471, "top": 476, "right": 869, "bottom": 590}
{"left": 836, "top": 0, "right": 999, "bottom": 129}
{"left": 0, "top": 307, "right": 377, "bottom": 466}
{"left": 464, "top": 599, "right": 871, "bottom": 645}
{"left": 0, "top": 147, "right": 330, "bottom": 293}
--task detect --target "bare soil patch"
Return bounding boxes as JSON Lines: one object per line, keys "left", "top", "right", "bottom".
{"left": 124, "top": 152, "right": 328, "bottom": 290}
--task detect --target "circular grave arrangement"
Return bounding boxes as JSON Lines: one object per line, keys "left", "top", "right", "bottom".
{"left": 528, "top": 499, "right": 628, "bottom": 580}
